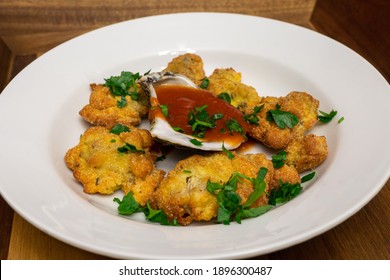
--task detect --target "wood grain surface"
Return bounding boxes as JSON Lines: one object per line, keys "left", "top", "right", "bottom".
{"left": 1, "top": 0, "right": 389, "bottom": 260}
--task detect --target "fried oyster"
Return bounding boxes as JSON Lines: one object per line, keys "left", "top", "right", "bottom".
{"left": 247, "top": 91, "right": 320, "bottom": 150}
{"left": 206, "top": 68, "right": 261, "bottom": 111}
{"left": 163, "top": 53, "right": 206, "bottom": 86}
{"left": 65, "top": 126, "right": 165, "bottom": 205}
{"left": 79, "top": 83, "right": 148, "bottom": 129}
{"left": 150, "top": 152, "right": 300, "bottom": 225}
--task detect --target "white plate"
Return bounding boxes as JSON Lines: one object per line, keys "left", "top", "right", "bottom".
{"left": 1, "top": 13, "right": 389, "bottom": 259}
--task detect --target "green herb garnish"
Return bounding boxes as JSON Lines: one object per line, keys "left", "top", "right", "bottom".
{"left": 172, "top": 126, "right": 184, "bottom": 132}
{"left": 266, "top": 104, "right": 299, "bottom": 129}
{"left": 268, "top": 180, "right": 302, "bottom": 206}
{"left": 110, "top": 124, "right": 130, "bottom": 135}
{"left": 222, "top": 143, "right": 235, "bottom": 160}
{"left": 189, "top": 138, "right": 203, "bottom": 146}
{"left": 318, "top": 109, "right": 337, "bottom": 123}
{"left": 104, "top": 71, "right": 142, "bottom": 107}
{"left": 188, "top": 105, "right": 223, "bottom": 138}
{"left": 225, "top": 118, "right": 247, "bottom": 139}
{"left": 117, "top": 143, "right": 145, "bottom": 154}
{"left": 207, "top": 167, "right": 272, "bottom": 224}
{"left": 114, "top": 193, "right": 178, "bottom": 225}
{"left": 218, "top": 92, "right": 231, "bottom": 104}
{"left": 244, "top": 105, "right": 263, "bottom": 125}
{"left": 271, "top": 150, "right": 287, "bottom": 168}
{"left": 199, "top": 77, "right": 210, "bottom": 89}
{"left": 301, "top": 171, "right": 316, "bottom": 183}
{"left": 159, "top": 104, "right": 169, "bottom": 117}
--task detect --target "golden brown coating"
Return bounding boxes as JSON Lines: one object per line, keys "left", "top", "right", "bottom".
{"left": 286, "top": 134, "right": 328, "bottom": 173}
{"left": 248, "top": 92, "right": 320, "bottom": 150}
{"left": 279, "top": 91, "right": 319, "bottom": 131}
{"left": 163, "top": 53, "right": 206, "bottom": 86}
{"left": 206, "top": 68, "right": 261, "bottom": 111}
{"left": 150, "top": 152, "right": 300, "bottom": 225}
{"left": 64, "top": 126, "right": 165, "bottom": 205}
{"left": 79, "top": 84, "right": 148, "bottom": 129}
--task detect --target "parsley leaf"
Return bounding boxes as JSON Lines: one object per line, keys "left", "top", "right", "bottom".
{"left": 244, "top": 105, "right": 263, "bottom": 125}
{"left": 301, "top": 171, "right": 315, "bottom": 183}
{"left": 104, "top": 71, "right": 142, "bottom": 107}
{"left": 222, "top": 143, "right": 235, "bottom": 159}
{"left": 199, "top": 77, "right": 210, "bottom": 89}
{"left": 159, "top": 104, "right": 169, "bottom": 117}
{"left": 271, "top": 150, "right": 287, "bottom": 168}
{"left": 225, "top": 118, "right": 247, "bottom": 139}
{"left": 207, "top": 167, "right": 270, "bottom": 225}
{"left": 318, "top": 109, "right": 338, "bottom": 123}
{"left": 117, "top": 143, "right": 145, "bottom": 154}
{"left": 114, "top": 193, "right": 178, "bottom": 226}
{"left": 189, "top": 138, "right": 203, "bottom": 146}
{"left": 109, "top": 124, "right": 130, "bottom": 135}
{"left": 268, "top": 180, "right": 302, "bottom": 206}
{"left": 266, "top": 104, "right": 299, "bottom": 129}
{"left": 188, "top": 105, "right": 222, "bottom": 138}
{"left": 113, "top": 192, "right": 141, "bottom": 215}
{"left": 140, "top": 202, "right": 178, "bottom": 226}
{"left": 218, "top": 92, "right": 231, "bottom": 104}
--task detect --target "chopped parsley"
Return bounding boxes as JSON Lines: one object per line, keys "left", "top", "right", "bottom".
{"left": 189, "top": 138, "right": 202, "bottom": 146}
{"left": 225, "top": 118, "right": 247, "bottom": 139}
{"left": 199, "top": 77, "right": 210, "bottom": 89}
{"left": 104, "top": 71, "right": 141, "bottom": 107}
{"left": 109, "top": 124, "right": 130, "bottom": 135}
{"left": 266, "top": 104, "right": 299, "bottom": 129}
{"left": 271, "top": 150, "right": 287, "bottom": 168}
{"left": 318, "top": 109, "right": 337, "bottom": 123}
{"left": 206, "top": 167, "right": 272, "bottom": 225}
{"left": 301, "top": 171, "right": 316, "bottom": 183}
{"left": 117, "top": 143, "right": 145, "bottom": 154}
{"left": 172, "top": 126, "right": 184, "bottom": 132}
{"left": 268, "top": 172, "right": 315, "bottom": 206}
{"left": 222, "top": 143, "right": 235, "bottom": 159}
{"left": 114, "top": 193, "right": 178, "bottom": 226}
{"left": 268, "top": 180, "right": 302, "bottom": 206}
{"left": 244, "top": 105, "right": 263, "bottom": 126}
{"left": 188, "top": 105, "right": 223, "bottom": 138}
{"left": 218, "top": 92, "right": 232, "bottom": 104}
{"left": 159, "top": 104, "right": 169, "bottom": 117}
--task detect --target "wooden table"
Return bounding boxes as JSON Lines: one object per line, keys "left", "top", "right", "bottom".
{"left": 1, "top": 0, "right": 389, "bottom": 260}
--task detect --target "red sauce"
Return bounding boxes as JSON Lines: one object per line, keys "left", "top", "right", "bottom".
{"left": 150, "top": 85, "right": 250, "bottom": 147}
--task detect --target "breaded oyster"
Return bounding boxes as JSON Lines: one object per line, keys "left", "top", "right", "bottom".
{"left": 150, "top": 152, "right": 300, "bottom": 225}
{"left": 163, "top": 53, "right": 206, "bottom": 86}
{"left": 65, "top": 126, "right": 165, "bottom": 205}
{"left": 286, "top": 134, "right": 328, "bottom": 173}
{"left": 248, "top": 91, "right": 321, "bottom": 150}
{"left": 79, "top": 83, "right": 148, "bottom": 128}
{"left": 206, "top": 68, "right": 261, "bottom": 111}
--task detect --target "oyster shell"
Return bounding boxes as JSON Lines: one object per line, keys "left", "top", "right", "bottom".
{"left": 138, "top": 71, "right": 248, "bottom": 151}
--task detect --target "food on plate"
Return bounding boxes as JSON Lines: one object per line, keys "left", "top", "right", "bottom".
{"left": 163, "top": 53, "right": 206, "bottom": 86}
{"left": 79, "top": 77, "right": 149, "bottom": 128}
{"left": 64, "top": 125, "right": 165, "bottom": 205}
{"left": 150, "top": 152, "right": 300, "bottom": 225}
{"left": 65, "top": 53, "right": 335, "bottom": 226}
{"left": 285, "top": 134, "right": 328, "bottom": 173}
{"left": 237, "top": 91, "right": 320, "bottom": 150}
{"left": 139, "top": 71, "right": 249, "bottom": 151}
{"left": 206, "top": 68, "right": 262, "bottom": 112}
